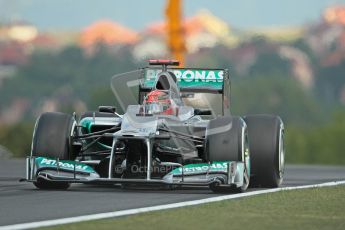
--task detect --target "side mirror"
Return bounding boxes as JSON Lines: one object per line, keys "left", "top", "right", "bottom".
{"left": 99, "top": 106, "right": 116, "bottom": 113}
{"left": 194, "top": 109, "right": 212, "bottom": 115}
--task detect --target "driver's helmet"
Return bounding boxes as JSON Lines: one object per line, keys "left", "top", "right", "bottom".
{"left": 143, "top": 90, "right": 176, "bottom": 115}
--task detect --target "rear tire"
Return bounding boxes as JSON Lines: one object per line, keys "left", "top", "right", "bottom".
{"left": 31, "top": 112, "right": 75, "bottom": 190}
{"left": 244, "top": 115, "right": 284, "bottom": 188}
{"left": 205, "top": 116, "right": 250, "bottom": 193}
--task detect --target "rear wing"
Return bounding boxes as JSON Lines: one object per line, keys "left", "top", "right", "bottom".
{"left": 140, "top": 67, "right": 229, "bottom": 94}
{"left": 111, "top": 66, "right": 231, "bottom": 116}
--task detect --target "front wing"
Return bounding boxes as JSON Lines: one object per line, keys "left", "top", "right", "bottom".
{"left": 23, "top": 156, "right": 246, "bottom": 188}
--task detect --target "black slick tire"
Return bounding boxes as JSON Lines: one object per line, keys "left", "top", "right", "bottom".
{"left": 31, "top": 112, "right": 75, "bottom": 190}
{"left": 244, "top": 115, "right": 284, "bottom": 188}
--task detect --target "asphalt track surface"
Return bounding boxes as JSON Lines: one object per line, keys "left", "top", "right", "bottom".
{"left": 0, "top": 159, "right": 345, "bottom": 226}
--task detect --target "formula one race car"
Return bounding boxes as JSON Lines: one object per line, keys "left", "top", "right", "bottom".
{"left": 23, "top": 60, "right": 285, "bottom": 193}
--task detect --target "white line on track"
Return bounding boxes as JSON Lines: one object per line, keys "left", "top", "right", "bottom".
{"left": 1, "top": 180, "right": 345, "bottom": 230}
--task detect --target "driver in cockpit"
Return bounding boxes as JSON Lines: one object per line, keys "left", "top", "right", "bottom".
{"left": 143, "top": 90, "right": 178, "bottom": 116}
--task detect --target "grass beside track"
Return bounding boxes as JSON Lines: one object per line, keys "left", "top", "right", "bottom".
{"left": 43, "top": 185, "right": 345, "bottom": 230}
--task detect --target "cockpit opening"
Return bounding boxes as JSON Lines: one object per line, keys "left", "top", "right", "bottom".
{"left": 155, "top": 74, "right": 171, "bottom": 90}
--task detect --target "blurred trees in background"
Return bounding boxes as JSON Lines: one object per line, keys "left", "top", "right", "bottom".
{"left": 0, "top": 45, "right": 135, "bottom": 113}
{"left": 0, "top": 122, "right": 33, "bottom": 158}
{"left": 286, "top": 112, "right": 345, "bottom": 165}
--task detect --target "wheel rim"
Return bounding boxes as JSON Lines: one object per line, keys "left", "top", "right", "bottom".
{"left": 278, "top": 126, "right": 285, "bottom": 180}
{"left": 242, "top": 125, "right": 250, "bottom": 190}
{"left": 242, "top": 164, "right": 250, "bottom": 191}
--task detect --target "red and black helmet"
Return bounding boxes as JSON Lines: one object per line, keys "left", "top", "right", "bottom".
{"left": 144, "top": 90, "right": 176, "bottom": 115}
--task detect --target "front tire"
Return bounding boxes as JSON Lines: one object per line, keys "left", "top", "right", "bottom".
{"left": 205, "top": 116, "right": 250, "bottom": 193}
{"left": 244, "top": 115, "right": 284, "bottom": 187}
{"left": 31, "top": 112, "right": 75, "bottom": 190}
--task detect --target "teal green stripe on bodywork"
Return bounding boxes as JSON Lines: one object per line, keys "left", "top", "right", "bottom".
{"left": 79, "top": 118, "right": 112, "bottom": 149}
{"left": 80, "top": 118, "right": 92, "bottom": 129}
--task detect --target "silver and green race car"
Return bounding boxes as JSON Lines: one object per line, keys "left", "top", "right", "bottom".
{"left": 23, "top": 60, "right": 285, "bottom": 193}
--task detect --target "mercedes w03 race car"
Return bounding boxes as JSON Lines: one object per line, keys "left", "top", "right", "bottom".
{"left": 23, "top": 60, "right": 285, "bottom": 193}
